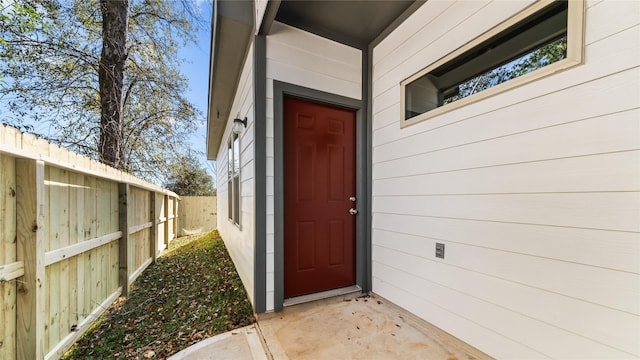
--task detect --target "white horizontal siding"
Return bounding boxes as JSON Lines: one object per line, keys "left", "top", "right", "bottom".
{"left": 373, "top": 275, "right": 549, "bottom": 359}
{"left": 374, "top": 106, "right": 639, "bottom": 177}
{"left": 375, "top": 193, "right": 639, "bottom": 234}
{"left": 371, "top": 0, "right": 640, "bottom": 358}
{"left": 216, "top": 43, "right": 256, "bottom": 306}
{"left": 373, "top": 150, "right": 640, "bottom": 195}
{"left": 373, "top": 260, "right": 634, "bottom": 359}
{"left": 374, "top": 26, "right": 640, "bottom": 148}
{"left": 266, "top": 22, "right": 362, "bottom": 100}
{"left": 374, "top": 212, "right": 639, "bottom": 278}
{"left": 263, "top": 23, "right": 362, "bottom": 311}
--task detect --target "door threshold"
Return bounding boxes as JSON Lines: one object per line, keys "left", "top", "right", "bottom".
{"left": 284, "top": 285, "right": 362, "bottom": 307}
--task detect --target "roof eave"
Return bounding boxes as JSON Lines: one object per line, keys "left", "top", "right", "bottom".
{"left": 206, "top": 0, "right": 254, "bottom": 160}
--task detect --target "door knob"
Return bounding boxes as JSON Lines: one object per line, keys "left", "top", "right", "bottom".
{"left": 349, "top": 197, "right": 356, "bottom": 202}
{"left": 349, "top": 208, "right": 358, "bottom": 215}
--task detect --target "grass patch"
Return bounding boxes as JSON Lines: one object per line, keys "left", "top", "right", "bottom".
{"left": 63, "top": 231, "right": 254, "bottom": 359}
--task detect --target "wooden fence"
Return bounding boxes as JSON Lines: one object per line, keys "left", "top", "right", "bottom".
{"left": 0, "top": 125, "right": 179, "bottom": 360}
{"left": 178, "top": 196, "right": 217, "bottom": 236}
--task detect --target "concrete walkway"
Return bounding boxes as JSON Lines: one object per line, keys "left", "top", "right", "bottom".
{"left": 170, "top": 293, "right": 492, "bottom": 360}
{"left": 168, "top": 324, "right": 267, "bottom": 360}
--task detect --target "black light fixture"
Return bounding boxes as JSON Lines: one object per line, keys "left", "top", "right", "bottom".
{"left": 232, "top": 116, "right": 247, "bottom": 134}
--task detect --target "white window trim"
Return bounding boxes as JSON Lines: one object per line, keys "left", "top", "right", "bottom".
{"left": 227, "top": 132, "right": 242, "bottom": 228}
{"left": 228, "top": 137, "right": 233, "bottom": 222}
{"left": 400, "top": 0, "right": 585, "bottom": 128}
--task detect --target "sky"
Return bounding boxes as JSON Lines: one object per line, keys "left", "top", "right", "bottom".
{"left": 178, "top": 1, "right": 216, "bottom": 186}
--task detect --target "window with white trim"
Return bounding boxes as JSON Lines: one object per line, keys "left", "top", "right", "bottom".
{"left": 401, "top": 0, "right": 584, "bottom": 126}
{"left": 227, "top": 133, "right": 240, "bottom": 225}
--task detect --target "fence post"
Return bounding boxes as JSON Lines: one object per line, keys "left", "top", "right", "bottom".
{"left": 176, "top": 197, "right": 180, "bottom": 238}
{"left": 150, "top": 192, "right": 157, "bottom": 262}
{"left": 173, "top": 198, "right": 178, "bottom": 240}
{"left": 15, "top": 159, "right": 45, "bottom": 360}
{"left": 118, "top": 183, "right": 129, "bottom": 297}
{"left": 164, "top": 195, "right": 169, "bottom": 248}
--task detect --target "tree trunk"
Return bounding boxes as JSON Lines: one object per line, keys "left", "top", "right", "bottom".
{"left": 98, "top": 0, "right": 129, "bottom": 169}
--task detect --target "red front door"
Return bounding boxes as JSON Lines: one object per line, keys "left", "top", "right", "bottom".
{"left": 283, "top": 96, "right": 357, "bottom": 298}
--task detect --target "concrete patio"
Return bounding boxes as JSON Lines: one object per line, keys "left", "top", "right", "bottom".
{"left": 171, "top": 293, "right": 492, "bottom": 360}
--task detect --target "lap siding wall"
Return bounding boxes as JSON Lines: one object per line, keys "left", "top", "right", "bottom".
{"left": 370, "top": 0, "right": 640, "bottom": 358}
{"left": 217, "top": 43, "right": 257, "bottom": 306}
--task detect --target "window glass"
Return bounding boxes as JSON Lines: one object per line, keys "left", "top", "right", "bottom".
{"left": 233, "top": 133, "right": 240, "bottom": 175}
{"left": 233, "top": 175, "right": 240, "bottom": 223}
{"left": 227, "top": 133, "right": 241, "bottom": 226}
{"left": 228, "top": 139, "right": 233, "bottom": 220}
{"left": 442, "top": 37, "right": 567, "bottom": 106}
{"left": 228, "top": 140, "right": 233, "bottom": 179}
{"left": 403, "top": 0, "right": 578, "bottom": 123}
{"left": 228, "top": 178, "right": 233, "bottom": 220}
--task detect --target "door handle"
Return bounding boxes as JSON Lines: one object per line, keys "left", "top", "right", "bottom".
{"left": 349, "top": 208, "right": 358, "bottom": 215}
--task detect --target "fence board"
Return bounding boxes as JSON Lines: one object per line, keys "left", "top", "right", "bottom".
{"left": 100, "top": 179, "right": 112, "bottom": 302}
{"left": 178, "top": 196, "right": 217, "bottom": 236}
{"left": 16, "top": 159, "right": 46, "bottom": 360}
{"left": 0, "top": 154, "right": 17, "bottom": 359}
{"left": 44, "top": 288, "right": 121, "bottom": 360}
{"left": 156, "top": 193, "right": 166, "bottom": 253}
{"left": 167, "top": 197, "right": 175, "bottom": 244}
{"left": 150, "top": 193, "right": 157, "bottom": 261}
{"left": 0, "top": 261, "right": 24, "bottom": 282}
{"left": 110, "top": 240, "right": 118, "bottom": 295}
{"left": 58, "top": 168, "right": 70, "bottom": 347}
{"left": 46, "top": 167, "right": 60, "bottom": 351}
{"left": 88, "top": 248, "right": 97, "bottom": 325}
{"left": 68, "top": 171, "right": 79, "bottom": 333}
{"left": 110, "top": 182, "right": 118, "bottom": 234}
{"left": 118, "top": 184, "right": 129, "bottom": 297}
{"left": 1, "top": 125, "right": 179, "bottom": 359}
{"left": 59, "top": 259, "right": 70, "bottom": 344}
{"left": 44, "top": 232, "right": 121, "bottom": 266}
{"left": 173, "top": 199, "right": 178, "bottom": 242}
{"left": 81, "top": 175, "right": 96, "bottom": 326}
{"left": 100, "top": 243, "right": 108, "bottom": 302}
{"left": 129, "top": 258, "right": 152, "bottom": 284}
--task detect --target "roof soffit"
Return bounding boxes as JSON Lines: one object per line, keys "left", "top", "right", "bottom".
{"left": 275, "top": 1, "right": 416, "bottom": 48}
{"left": 207, "top": 0, "right": 254, "bottom": 159}
{"left": 207, "top": 1, "right": 423, "bottom": 159}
